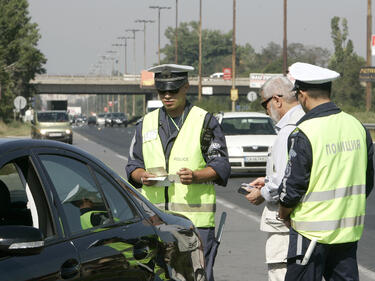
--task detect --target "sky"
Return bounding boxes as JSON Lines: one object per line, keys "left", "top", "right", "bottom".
{"left": 27, "top": 0, "right": 374, "bottom": 75}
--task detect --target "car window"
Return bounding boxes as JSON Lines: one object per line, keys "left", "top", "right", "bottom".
{"left": 94, "top": 172, "right": 139, "bottom": 222}
{"left": 221, "top": 117, "right": 276, "bottom": 135}
{"left": 39, "top": 155, "right": 110, "bottom": 234}
{"left": 0, "top": 157, "right": 54, "bottom": 238}
{"left": 37, "top": 112, "right": 69, "bottom": 122}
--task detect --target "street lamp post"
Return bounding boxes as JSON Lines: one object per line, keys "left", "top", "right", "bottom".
{"left": 283, "top": 0, "right": 288, "bottom": 76}
{"left": 231, "top": 0, "right": 236, "bottom": 111}
{"left": 125, "top": 29, "right": 141, "bottom": 74}
{"left": 175, "top": 0, "right": 178, "bottom": 64}
{"left": 366, "top": 0, "right": 372, "bottom": 111}
{"left": 149, "top": 5, "right": 171, "bottom": 64}
{"left": 135, "top": 19, "right": 155, "bottom": 69}
{"left": 198, "top": 0, "right": 202, "bottom": 101}
{"left": 116, "top": 36, "right": 132, "bottom": 74}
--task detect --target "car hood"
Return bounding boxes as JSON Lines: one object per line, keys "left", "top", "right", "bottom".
{"left": 225, "top": 134, "right": 276, "bottom": 147}
{"left": 37, "top": 122, "right": 71, "bottom": 130}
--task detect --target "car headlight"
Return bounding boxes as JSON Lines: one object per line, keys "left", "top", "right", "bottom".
{"left": 65, "top": 129, "right": 71, "bottom": 134}
{"left": 40, "top": 129, "right": 47, "bottom": 135}
{"left": 228, "top": 146, "right": 242, "bottom": 155}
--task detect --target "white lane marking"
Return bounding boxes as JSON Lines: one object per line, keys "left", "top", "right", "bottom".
{"left": 217, "top": 197, "right": 375, "bottom": 279}
{"left": 217, "top": 198, "right": 260, "bottom": 223}
{"left": 116, "top": 154, "right": 128, "bottom": 161}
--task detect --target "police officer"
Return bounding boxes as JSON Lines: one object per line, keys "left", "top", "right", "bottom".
{"left": 278, "top": 62, "right": 374, "bottom": 281}
{"left": 126, "top": 64, "right": 230, "bottom": 281}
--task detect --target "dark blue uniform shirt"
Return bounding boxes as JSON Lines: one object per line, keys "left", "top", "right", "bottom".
{"left": 278, "top": 102, "right": 374, "bottom": 208}
{"left": 126, "top": 102, "right": 231, "bottom": 188}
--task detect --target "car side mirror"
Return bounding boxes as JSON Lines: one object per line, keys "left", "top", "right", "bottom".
{"left": 0, "top": 225, "right": 44, "bottom": 255}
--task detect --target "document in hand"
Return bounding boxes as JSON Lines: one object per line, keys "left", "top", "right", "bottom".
{"left": 146, "top": 167, "right": 180, "bottom": 186}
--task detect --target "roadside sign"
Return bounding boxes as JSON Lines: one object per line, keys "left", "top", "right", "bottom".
{"left": 202, "top": 86, "right": 213, "bottom": 95}
{"left": 372, "top": 35, "right": 375, "bottom": 56}
{"left": 230, "top": 88, "right": 238, "bottom": 101}
{"left": 108, "top": 101, "right": 113, "bottom": 107}
{"left": 14, "top": 96, "right": 27, "bottom": 110}
{"left": 140, "top": 70, "right": 154, "bottom": 87}
{"left": 247, "top": 91, "right": 258, "bottom": 102}
{"left": 249, "top": 73, "right": 283, "bottom": 88}
{"left": 359, "top": 67, "right": 375, "bottom": 82}
{"left": 223, "top": 68, "right": 232, "bottom": 80}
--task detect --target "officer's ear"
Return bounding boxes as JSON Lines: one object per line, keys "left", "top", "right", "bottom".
{"left": 274, "top": 95, "right": 283, "bottom": 108}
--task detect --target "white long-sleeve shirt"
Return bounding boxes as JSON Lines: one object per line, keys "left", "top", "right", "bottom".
{"left": 260, "top": 104, "right": 305, "bottom": 232}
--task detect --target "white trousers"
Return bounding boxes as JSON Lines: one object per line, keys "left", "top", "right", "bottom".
{"left": 265, "top": 232, "right": 289, "bottom": 281}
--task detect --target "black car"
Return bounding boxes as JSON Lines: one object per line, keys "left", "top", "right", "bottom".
{"left": 0, "top": 139, "right": 206, "bottom": 281}
{"left": 105, "top": 112, "right": 128, "bottom": 127}
{"left": 87, "top": 115, "right": 97, "bottom": 125}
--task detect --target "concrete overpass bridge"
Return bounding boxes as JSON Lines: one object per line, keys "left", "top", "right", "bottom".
{"left": 30, "top": 75, "right": 253, "bottom": 97}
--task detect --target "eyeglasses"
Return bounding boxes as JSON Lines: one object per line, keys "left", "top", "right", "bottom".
{"left": 158, "top": 88, "right": 180, "bottom": 95}
{"left": 261, "top": 95, "right": 283, "bottom": 110}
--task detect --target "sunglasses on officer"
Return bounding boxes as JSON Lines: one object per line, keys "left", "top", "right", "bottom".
{"left": 158, "top": 88, "right": 180, "bottom": 95}
{"left": 261, "top": 95, "right": 283, "bottom": 110}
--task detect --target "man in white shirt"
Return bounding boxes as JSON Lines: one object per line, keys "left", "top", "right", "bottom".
{"left": 244, "top": 76, "right": 305, "bottom": 281}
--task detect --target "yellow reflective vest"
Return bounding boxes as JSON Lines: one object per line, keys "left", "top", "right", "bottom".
{"left": 141, "top": 106, "right": 216, "bottom": 227}
{"left": 291, "top": 111, "right": 367, "bottom": 244}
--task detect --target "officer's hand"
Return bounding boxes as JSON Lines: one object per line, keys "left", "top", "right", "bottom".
{"left": 177, "top": 168, "right": 194, "bottom": 185}
{"left": 141, "top": 171, "right": 157, "bottom": 186}
{"left": 250, "top": 177, "right": 265, "bottom": 189}
{"left": 245, "top": 188, "right": 265, "bottom": 205}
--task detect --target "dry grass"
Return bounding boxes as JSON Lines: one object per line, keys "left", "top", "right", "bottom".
{"left": 0, "top": 120, "right": 31, "bottom": 137}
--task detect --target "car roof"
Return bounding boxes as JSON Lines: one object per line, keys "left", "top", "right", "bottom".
{"left": 220, "top": 111, "right": 269, "bottom": 118}
{"left": 0, "top": 138, "right": 97, "bottom": 163}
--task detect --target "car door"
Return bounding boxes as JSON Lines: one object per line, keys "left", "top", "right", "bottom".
{"left": 37, "top": 150, "right": 163, "bottom": 281}
{"left": 0, "top": 152, "right": 80, "bottom": 281}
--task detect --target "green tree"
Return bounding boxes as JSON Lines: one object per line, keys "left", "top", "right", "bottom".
{"left": 0, "top": 0, "right": 46, "bottom": 122}
{"left": 328, "top": 16, "right": 366, "bottom": 109}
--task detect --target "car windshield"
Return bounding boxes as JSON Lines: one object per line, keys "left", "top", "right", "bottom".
{"left": 221, "top": 117, "right": 276, "bottom": 135}
{"left": 112, "top": 113, "right": 125, "bottom": 118}
{"left": 37, "top": 112, "right": 69, "bottom": 122}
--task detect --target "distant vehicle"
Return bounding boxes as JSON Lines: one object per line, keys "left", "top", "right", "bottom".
{"left": 0, "top": 138, "right": 206, "bottom": 280}
{"left": 31, "top": 111, "right": 73, "bottom": 144}
{"left": 111, "top": 112, "right": 128, "bottom": 127}
{"left": 96, "top": 113, "right": 106, "bottom": 126}
{"left": 87, "top": 116, "right": 97, "bottom": 125}
{"left": 47, "top": 100, "right": 68, "bottom": 111}
{"left": 209, "top": 72, "right": 224, "bottom": 79}
{"left": 146, "top": 100, "right": 163, "bottom": 113}
{"left": 217, "top": 111, "right": 277, "bottom": 173}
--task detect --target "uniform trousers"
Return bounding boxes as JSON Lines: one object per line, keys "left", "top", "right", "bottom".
{"left": 285, "top": 240, "right": 359, "bottom": 281}
{"left": 198, "top": 227, "right": 215, "bottom": 281}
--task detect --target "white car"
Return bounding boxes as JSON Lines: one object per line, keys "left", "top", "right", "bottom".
{"left": 217, "top": 112, "right": 277, "bottom": 174}
{"left": 96, "top": 113, "right": 106, "bottom": 126}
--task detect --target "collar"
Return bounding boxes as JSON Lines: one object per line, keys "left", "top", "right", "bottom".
{"left": 296, "top": 101, "right": 341, "bottom": 125}
{"left": 275, "top": 104, "right": 304, "bottom": 130}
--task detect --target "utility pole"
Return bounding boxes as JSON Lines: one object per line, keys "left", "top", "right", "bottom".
{"left": 117, "top": 36, "right": 132, "bottom": 74}
{"left": 175, "top": 0, "right": 179, "bottom": 63}
{"left": 125, "top": 29, "right": 141, "bottom": 116}
{"left": 135, "top": 19, "right": 155, "bottom": 69}
{"left": 149, "top": 5, "right": 171, "bottom": 64}
{"left": 366, "top": 0, "right": 372, "bottom": 111}
{"left": 231, "top": 0, "right": 237, "bottom": 111}
{"left": 198, "top": 0, "right": 202, "bottom": 101}
{"left": 125, "top": 29, "right": 141, "bottom": 74}
{"left": 283, "top": 0, "right": 288, "bottom": 76}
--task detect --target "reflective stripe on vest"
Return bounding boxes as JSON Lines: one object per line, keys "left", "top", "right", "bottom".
{"left": 142, "top": 106, "right": 216, "bottom": 227}
{"left": 141, "top": 109, "right": 167, "bottom": 207}
{"left": 291, "top": 111, "right": 367, "bottom": 244}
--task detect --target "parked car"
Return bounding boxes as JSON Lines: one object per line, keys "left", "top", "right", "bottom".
{"left": 96, "top": 113, "right": 106, "bottom": 126}
{"left": 209, "top": 72, "right": 224, "bottom": 79}
{"left": 0, "top": 139, "right": 206, "bottom": 280}
{"left": 31, "top": 110, "right": 73, "bottom": 144}
{"left": 217, "top": 111, "right": 277, "bottom": 173}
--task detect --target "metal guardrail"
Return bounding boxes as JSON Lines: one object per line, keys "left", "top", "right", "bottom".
{"left": 364, "top": 123, "right": 375, "bottom": 129}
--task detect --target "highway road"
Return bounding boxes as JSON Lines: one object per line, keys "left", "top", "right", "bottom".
{"left": 73, "top": 125, "right": 375, "bottom": 281}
